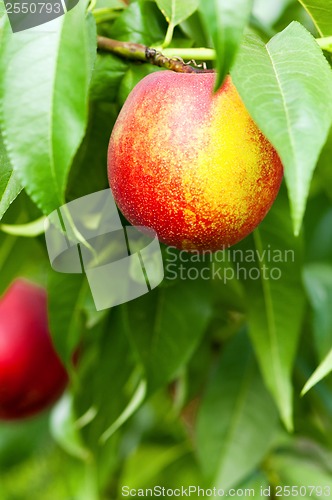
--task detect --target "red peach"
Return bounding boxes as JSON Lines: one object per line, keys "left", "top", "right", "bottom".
{"left": 0, "top": 279, "right": 68, "bottom": 420}
{"left": 108, "top": 72, "right": 283, "bottom": 251}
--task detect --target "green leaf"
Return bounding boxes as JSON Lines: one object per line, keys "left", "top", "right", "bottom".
{"left": 0, "top": 416, "right": 49, "bottom": 470}
{"left": 67, "top": 103, "right": 118, "bottom": 201}
{"left": 92, "top": 0, "right": 127, "bottom": 24}
{"left": 238, "top": 472, "right": 270, "bottom": 495}
{"left": 156, "top": 0, "right": 199, "bottom": 28}
{"left": 96, "top": 0, "right": 127, "bottom": 8}
{"left": 0, "top": 216, "right": 46, "bottom": 237}
{"left": 0, "top": 4, "right": 96, "bottom": 215}
{"left": 307, "top": 206, "right": 332, "bottom": 262}
{"left": 303, "top": 263, "right": 332, "bottom": 360}
{"left": 0, "top": 231, "right": 47, "bottom": 296}
{"left": 0, "top": 129, "right": 22, "bottom": 221}
{"left": 302, "top": 349, "right": 332, "bottom": 395}
{"left": 47, "top": 272, "right": 87, "bottom": 367}
{"left": 0, "top": 0, "right": 6, "bottom": 19}
{"left": 89, "top": 54, "right": 128, "bottom": 103}
{"left": 316, "top": 128, "right": 332, "bottom": 201}
{"left": 123, "top": 280, "right": 213, "bottom": 391}
{"left": 270, "top": 453, "right": 332, "bottom": 496}
{"left": 110, "top": 0, "right": 167, "bottom": 45}
{"left": 100, "top": 379, "right": 146, "bottom": 443}
{"left": 298, "top": 0, "right": 332, "bottom": 36}
{"left": 179, "top": 10, "right": 210, "bottom": 48}
{"left": 232, "top": 22, "right": 332, "bottom": 235}
{"left": 50, "top": 394, "right": 91, "bottom": 462}
{"left": 74, "top": 308, "right": 139, "bottom": 452}
{"left": 120, "top": 443, "right": 188, "bottom": 489}
{"left": 196, "top": 331, "right": 279, "bottom": 490}
{"left": 118, "top": 64, "right": 162, "bottom": 107}
{"left": 237, "top": 191, "right": 305, "bottom": 430}
{"left": 317, "top": 36, "right": 332, "bottom": 53}
{"left": 200, "top": 0, "right": 253, "bottom": 89}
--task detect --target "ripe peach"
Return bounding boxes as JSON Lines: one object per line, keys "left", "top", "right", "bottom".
{"left": 0, "top": 279, "right": 68, "bottom": 420}
{"left": 108, "top": 72, "right": 283, "bottom": 251}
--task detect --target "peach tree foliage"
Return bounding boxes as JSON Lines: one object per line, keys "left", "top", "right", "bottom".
{"left": 0, "top": 0, "right": 332, "bottom": 497}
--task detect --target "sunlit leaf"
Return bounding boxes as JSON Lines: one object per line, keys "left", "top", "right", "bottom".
{"left": 298, "top": 0, "right": 332, "bottom": 36}
{"left": 232, "top": 22, "right": 332, "bottom": 235}
{"left": 0, "top": 3, "right": 96, "bottom": 215}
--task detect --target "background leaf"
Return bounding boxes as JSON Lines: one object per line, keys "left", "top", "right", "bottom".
{"left": 200, "top": 0, "right": 253, "bottom": 89}
{"left": 73, "top": 307, "right": 141, "bottom": 488}
{"left": 303, "top": 263, "right": 332, "bottom": 360}
{"left": 179, "top": 10, "right": 210, "bottom": 48}
{"left": 156, "top": 0, "right": 199, "bottom": 29}
{"left": 298, "top": 0, "right": 332, "bottom": 36}
{"left": 89, "top": 54, "right": 128, "bottom": 104}
{"left": 66, "top": 102, "right": 118, "bottom": 201}
{"left": 0, "top": 217, "right": 45, "bottom": 237}
{"left": 108, "top": 0, "right": 167, "bottom": 45}
{"left": 123, "top": 279, "right": 213, "bottom": 391}
{"left": 0, "top": 226, "right": 47, "bottom": 296}
{"left": 118, "top": 64, "right": 162, "bottom": 106}
{"left": 232, "top": 22, "right": 332, "bottom": 235}
{"left": 50, "top": 394, "right": 91, "bottom": 462}
{"left": 0, "top": 4, "right": 96, "bottom": 215}
{"left": 302, "top": 348, "right": 332, "bottom": 395}
{"left": 238, "top": 191, "right": 305, "bottom": 430}
{"left": 270, "top": 452, "right": 332, "bottom": 495}
{"left": 196, "top": 331, "right": 279, "bottom": 490}
{"left": 47, "top": 272, "right": 87, "bottom": 367}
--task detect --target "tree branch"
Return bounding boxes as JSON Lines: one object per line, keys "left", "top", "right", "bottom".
{"left": 97, "top": 36, "right": 215, "bottom": 73}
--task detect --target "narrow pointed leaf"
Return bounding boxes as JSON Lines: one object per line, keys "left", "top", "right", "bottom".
{"left": 0, "top": 217, "right": 46, "bottom": 237}
{"left": 238, "top": 193, "right": 305, "bottom": 430}
{"left": 232, "top": 22, "right": 332, "bottom": 234}
{"left": 196, "top": 332, "right": 279, "bottom": 490}
{"left": 100, "top": 380, "right": 146, "bottom": 443}
{"left": 50, "top": 394, "right": 91, "bottom": 462}
{"left": 74, "top": 307, "right": 140, "bottom": 451}
{"left": 303, "top": 263, "right": 332, "bottom": 360}
{"left": 302, "top": 348, "right": 332, "bottom": 395}
{"left": 201, "top": 0, "right": 253, "bottom": 89}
